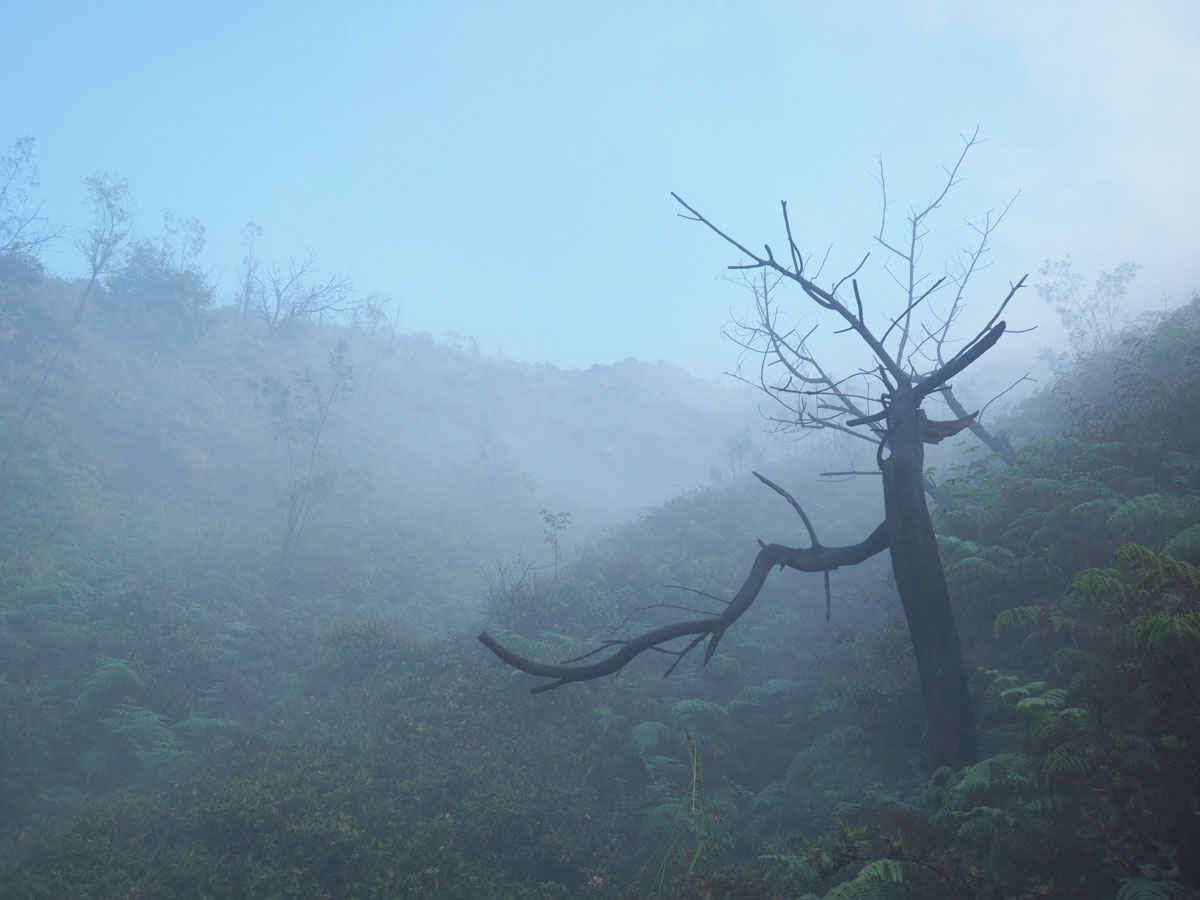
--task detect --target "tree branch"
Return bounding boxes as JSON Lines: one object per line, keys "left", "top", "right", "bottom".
{"left": 479, "top": 518, "right": 889, "bottom": 692}
{"left": 914, "top": 320, "right": 1006, "bottom": 400}
{"left": 672, "top": 191, "right": 906, "bottom": 382}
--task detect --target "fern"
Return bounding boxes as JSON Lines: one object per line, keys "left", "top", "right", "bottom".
{"left": 1014, "top": 688, "right": 1067, "bottom": 711}
{"left": 1069, "top": 546, "right": 1200, "bottom": 659}
{"left": 748, "top": 780, "right": 800, "bottom": 812}
{"left": 936, "top": 535, "right": 975, "bottom": 557}
{"left": 998, "top": 507, "right": 1048, "bottom": 548}
{"left": 785, "top": 726, "right": 865, "bottom": 780}
{"left": 944, "top": 556, "right": 1006, "bottom": 593}
{"left": 640, "top": 729, "right": 727, "bottom": 893}
{"left": 1115, "top": 542, "right": 1175, "bottom": 581}
{"left": 70, "top": 657, "right": 144, "bottom": 713}
{"left": 1164, "top": 451, "right": 1200, "bottom": 487}
{"left": 1162, "top": 523, "right": 1200, "bottom": 565}
{"left": 630, "top": 720, "right": 677, "bottom": 757}
{"left": 1127, "top": 609, "right": 1200, "bottom": 652}
{"left": 1120, "top": 542, "right": 1200, "bottom": 592}
{"left": 1108, "top": 494, "right": 1200, "bottom": 549}
{"left": 1068, "top": 497, "right": 1125, "bottom": 532}
{"left": 1114, "top": 877, "right": 1191, "bottom": 900}
{"left": 75, "top": 743, "right": 120, "bottom": 783}
{"left": 639, "top": 753, "right": 679, "bottom": 778}
{"left": 956, "top": 804, "right": 1019, "bottom": 842}
{"left": 1041, "top": 739, "right": 1092, "bottom": 780}
{"left": 997, "top": 679, "right": 1058, "bottom": 705}
{"left": 668, "top": 698, "right": 728, "bottom": 729}
{"left": 756, "top": 851, "right": 808, "bottom": 870}
{"left": 171, "top": 714, "right": 237, "bottom": 735}
{"left": 979, "top": 671, "right": 1023, "bottom": 717}
{"left": 923, "top": 752, "right": 1037, "bottom": 813}
{"left": 1069, "top": 567, "right": 1127, "bottom": 606}
{"left": 823, "top": 859, "right": 905, "bottom": 900}
{"left": 952, "top": 758, "right": 1000, "bottom": 797}
{"left": 590, "top": 705, "right": 615, "bottom": 733}
{"left": 994, "top": 605, "right": 1075, "bottom": 640}
{"left": 993, "top": 605, "right": 1039, "bottom": 637}
{"left": 1023, "top": 702, "right": 1094, "bottom": 740}
{"left": 809, "top": 677, "right": 891, "bottom": 718}
{"left": 1047, "top": 646, "right": 1093, "bottom": 677}
{"left": 728, "top": 678, "right": 801, "bottom": 710}
{"left": 1110, "top": 733, "right": 1160, "bottom": 771}
{"left": 103, "top": 702, "right": 183, "bottom": 771}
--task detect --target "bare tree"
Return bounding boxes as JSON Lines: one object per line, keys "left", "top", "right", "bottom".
{"left": 1037, "top": 257, "right": 1140, "bottom": 361}
{"left": 159, "top": 212, "right": 208, "bottom": 277}
{"left": 252, "top": 253, "right": 355, "bottom": 336}
{"left": 1, "top": 172, "right": 133, "bottom": 480}
{"left": 77, "top": 172, "right": 135, "bottom": 287}
{"left": 236, "top": 223, "right": 264, "bottom": 329}
{"left": 480, "top": 131, "right": 1026, "bottom": 769}
{"left": 0, "top": 136, "right": 62, "bottom": 269}
{"left": 253, "top": 339, "right": 355, "bottom": 580}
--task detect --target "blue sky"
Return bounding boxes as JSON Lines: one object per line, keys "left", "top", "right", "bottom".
{"left": 7, "top": 1, "right": 1199, "bottom": 377}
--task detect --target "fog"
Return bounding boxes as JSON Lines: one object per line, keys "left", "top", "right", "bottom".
{"left": 3, "top": 3, "right": 1200, "bottom": 896}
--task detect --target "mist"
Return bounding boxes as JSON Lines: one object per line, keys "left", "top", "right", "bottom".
{"left": 2, "top": 3, "right": 1199, "bottom": 897}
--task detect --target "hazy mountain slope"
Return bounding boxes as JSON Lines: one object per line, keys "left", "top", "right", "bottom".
{"left": 0, "top": 273, "right": 777, "bottom": 628}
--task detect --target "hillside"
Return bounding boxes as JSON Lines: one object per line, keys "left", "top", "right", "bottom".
{"left": 3, "top": 256, "right": 1199, "bottom": 898}
{"left": 0, "top": 270, "right": 781, "bottom": 632}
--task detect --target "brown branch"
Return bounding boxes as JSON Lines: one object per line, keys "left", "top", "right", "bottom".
{"left": 479, "top": 523, "right": 889, "bottom": 692}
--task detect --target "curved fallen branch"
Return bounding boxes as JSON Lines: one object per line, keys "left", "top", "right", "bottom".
{"left": 478, "top": 517, "right": 888, "bottom": 693}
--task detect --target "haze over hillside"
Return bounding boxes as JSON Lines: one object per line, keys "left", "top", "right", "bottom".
{"left": 0, "top": 268, "right": 801, "bottom": 631}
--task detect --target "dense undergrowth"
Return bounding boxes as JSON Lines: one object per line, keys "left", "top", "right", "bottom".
{"left": 2, "top": 251, "right": 1200, "bottom": 898}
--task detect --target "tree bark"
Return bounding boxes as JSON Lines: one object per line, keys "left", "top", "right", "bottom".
{"left": 882, "top": 392, "right": 978, "bottom": 767}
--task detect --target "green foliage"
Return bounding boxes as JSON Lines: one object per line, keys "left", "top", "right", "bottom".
{"left": 1107, "top": 493, "right": 1200, "bottom": 549}
{"left": 809, "top": 677, "right": 898, "bottom": 721}
{"left": 591, "top": 704, "right": 616, "bottom": 733}
{"left": 1, "top": 639, "right": 629, "bottom": 898}
{"left": 99, "top": 227, "right": 212, "bottom": 339}
{"left": 727, "top": 677, "right": 801, "bottom": 710}
{"left": 1162, "top": 523, "right": 1200, "bottom": 565}
{"left": 638, "top": 730, "right": 734, "bottom": 896}
{"left": 669, "top": 698, "right": 728, "bottom": 729}
{"left": 4, "top": 228, "right": 1200, "bottom": 896}
{"left": 1069, "top": 544, "right": 1200, "bottom": 653}
{"left": 631, "top": 721, "right": 680, "bottom": 758}
{"left": 69, "top": 657, "right": 144, "bottom": 713}
{"left": 784, "top": 726, "right": 866, "bottom": 782}
{"left": 821, "top": 859, "right": 905, "bottom": 900}
{"left": 993, "top": 604, "right": 1075, "bottom": 640}
{"left": 1115, "top": 877, "right": 1192, "bottom": 900}
{"left": 101, "top": 702, "right": 184, "bottom": 771}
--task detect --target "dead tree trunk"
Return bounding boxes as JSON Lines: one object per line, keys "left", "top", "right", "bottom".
{"left": 883, "top": 393, "right": 978, "bottom": 766}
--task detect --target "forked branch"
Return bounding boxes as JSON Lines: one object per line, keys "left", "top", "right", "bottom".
{"left": 672, "top": 192, "right": 906, "bottom": 384}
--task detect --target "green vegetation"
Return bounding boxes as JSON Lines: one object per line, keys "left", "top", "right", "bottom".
{"left": 2, "top": 145, "right": 1200, "bottom": 896}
